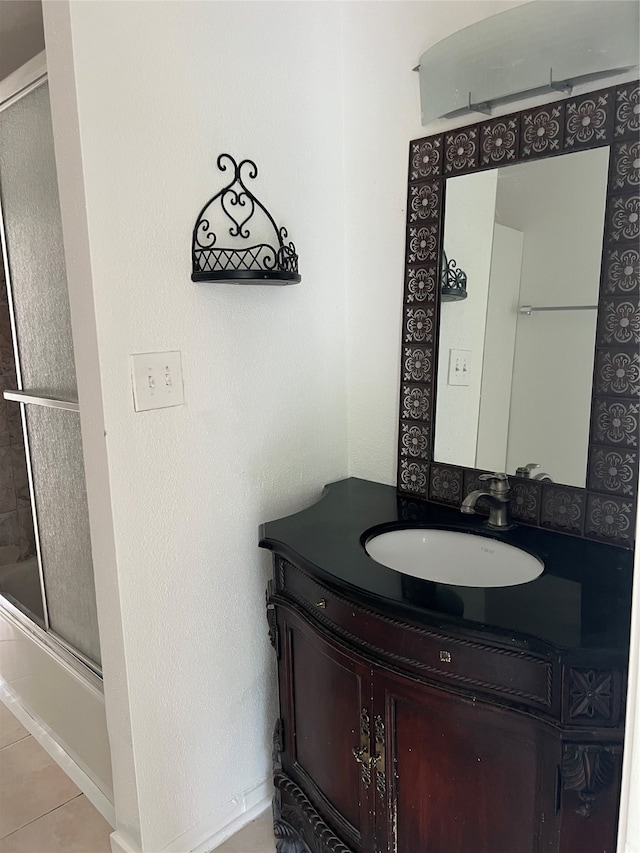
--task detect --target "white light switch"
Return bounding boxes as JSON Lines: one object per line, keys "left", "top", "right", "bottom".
{"left": 131, "top": 351, "right": 185, "bottom": 411}
{"left": 447, "top": 349, "right": 471, "bottom": 386}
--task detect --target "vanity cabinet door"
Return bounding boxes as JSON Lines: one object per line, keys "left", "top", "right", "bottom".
{"left": 374, "top": 669, "right": 560, "bottom": 853}
{"left": 276, "top": 607, "right": 376, "bottom": 852}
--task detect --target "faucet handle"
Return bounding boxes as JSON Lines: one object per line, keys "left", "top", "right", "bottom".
{"left": 478, "top": 472, "right": 510, "bottom": 493}
{"left": 515, "top": 462, "right": 540, "bottom": 478}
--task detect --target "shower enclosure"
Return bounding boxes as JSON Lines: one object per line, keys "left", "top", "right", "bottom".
{"left": 0, "top": 66, "right": 101, "bottom": 673}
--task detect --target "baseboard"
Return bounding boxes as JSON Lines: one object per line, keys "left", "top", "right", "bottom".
{"left": 0, "top": 686, "right": 115, "bottom": 828}
{"left": 0, "top": 603, "right": 113, "bottom": 807}
{"left": 161, "top": 776, "right": 272, "bottom": 853}
{"left": 110, "top": 830, "right": 143, "bottom": 853}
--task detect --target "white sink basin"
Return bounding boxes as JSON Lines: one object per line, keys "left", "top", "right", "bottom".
{"left": 364, "top": 528, "right": 543, "bottom": 588}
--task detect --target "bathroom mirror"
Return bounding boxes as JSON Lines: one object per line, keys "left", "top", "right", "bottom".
{"left": 397, "top": 81, "right": 639, "bottom": 546}
{"left": 433, "top": 148, "right": 610, "bottom": 488}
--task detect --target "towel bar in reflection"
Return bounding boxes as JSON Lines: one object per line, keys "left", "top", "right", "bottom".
{"left": 518, "top": 304, "right": 598, "bottom": 316}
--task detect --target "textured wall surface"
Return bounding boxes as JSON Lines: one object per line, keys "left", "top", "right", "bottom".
{"left": 45, "top": 3, "right": 640, "bottom": 853}
{"left": 59, "top": 2, "right": 348, "bottom": 850}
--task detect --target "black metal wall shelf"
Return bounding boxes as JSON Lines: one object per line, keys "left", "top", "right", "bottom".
{"left": 191, "top": 154, "right": 301, "bottom": 285}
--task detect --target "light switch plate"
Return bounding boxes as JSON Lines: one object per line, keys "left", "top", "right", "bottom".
{"left": 447, "top": 349, "right": 471, "bottom": 386}
{"left": 131, "top": 351, "right": 185, "bottom": 412}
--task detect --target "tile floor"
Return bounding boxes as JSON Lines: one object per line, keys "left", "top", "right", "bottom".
{"left": 0, "top": 702, "right": 277, "bottom": 853}
{"left": 215, "top": 812, "right": 275, "bottom": 853}
{"left": 0, "top": 703, "right": 111, "bottom": 852}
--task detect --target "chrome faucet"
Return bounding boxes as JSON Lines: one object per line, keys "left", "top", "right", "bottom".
{"left": 461, "top": 472, "right": 512, "bottom": 529}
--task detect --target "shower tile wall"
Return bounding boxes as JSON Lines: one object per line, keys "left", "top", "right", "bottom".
{"left": 0, "top": 263, "right": 35, "bottom": 566}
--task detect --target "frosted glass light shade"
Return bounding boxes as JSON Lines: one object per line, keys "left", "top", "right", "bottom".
{"left": 418, "top": 1, "right": 640, "bottom": 124}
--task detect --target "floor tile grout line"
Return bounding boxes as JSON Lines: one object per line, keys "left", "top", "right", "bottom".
{"left": 0, "top": 792, "right": 84, "bottom": 841}
{"left": 0, "top": 733, "right": 31, "bottom": 750}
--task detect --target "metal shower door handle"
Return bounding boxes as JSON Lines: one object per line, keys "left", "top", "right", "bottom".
{"left": 3, "top": 390, "right": 80, "bottom": 412}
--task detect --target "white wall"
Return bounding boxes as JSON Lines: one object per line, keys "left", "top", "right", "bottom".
{"left": 45, "top": 2, "right": 349, "bottom": 850}
{"left": 434, "top": 169, "right": 498, "bottom": 467}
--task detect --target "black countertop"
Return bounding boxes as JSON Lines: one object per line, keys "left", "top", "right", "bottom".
{"left": 260, "top": 478, "right": 634, "bottom": 656}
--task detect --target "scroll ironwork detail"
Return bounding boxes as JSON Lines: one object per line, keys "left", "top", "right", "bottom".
{"left": 191, "top": 154, "right": 300, "bottom": 283}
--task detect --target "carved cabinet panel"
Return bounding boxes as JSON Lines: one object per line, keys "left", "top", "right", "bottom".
{"left": 276, "top": 606, "right": 376, "bottom": 852}
{"left": 373, "top": 669, "right": 560, "bottom": 853}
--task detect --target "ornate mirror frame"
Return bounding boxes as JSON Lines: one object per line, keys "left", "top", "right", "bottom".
{"left": 396, "top": 81, "right": 639, "bottom": 548}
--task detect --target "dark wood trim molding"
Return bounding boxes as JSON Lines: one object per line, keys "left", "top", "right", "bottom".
{"left": 277, "top": 561, "right": 553, "bottom": 708}
{"left": 274, "top": 773, "right": 354, "bottom": 853}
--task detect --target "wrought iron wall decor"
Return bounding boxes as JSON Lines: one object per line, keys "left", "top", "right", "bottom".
{"left": 191, "top": 154, "right": 301, "bottom": 284}
{"left": 397, "top": 80, "right": 640, "bottom": 547}
{"left": 441, "top": 252, "right": 468, "bottom": 301}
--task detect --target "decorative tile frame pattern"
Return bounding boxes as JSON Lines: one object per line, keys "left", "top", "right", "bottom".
{"left": 397, "top": 82, "right": 640, "bottom": 548}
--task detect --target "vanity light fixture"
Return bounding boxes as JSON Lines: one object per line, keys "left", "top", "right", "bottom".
{"left": 441, "top": 252, "right": 468, "bottom": 302}
{"left": 416, "top": 0, "right": 639, "bottom": 123}
{"left": 191, "top": 154, "right": 301, "bottom": 285}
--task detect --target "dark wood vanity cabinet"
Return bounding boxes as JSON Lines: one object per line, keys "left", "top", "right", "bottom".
{"left": 374, "top": 669, "right": 560, "bottom": 853}
{"left": 267, "top": 556, "right": 624, "bottom": 853}
{"left": 274, "top": 606, "right": 376, "bottom": 852}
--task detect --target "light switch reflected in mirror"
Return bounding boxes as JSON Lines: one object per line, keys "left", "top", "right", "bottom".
{"left": 433, "top": 147, "right": 610, "bottom": 488}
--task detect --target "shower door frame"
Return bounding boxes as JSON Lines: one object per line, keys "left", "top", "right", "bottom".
{"left": 0, "top": 52, "right": 101, "bottom": 679}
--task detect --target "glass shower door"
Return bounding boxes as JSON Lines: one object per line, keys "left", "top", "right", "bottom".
{"left": 0, "top": 79, "right": 101, "bottom": 670}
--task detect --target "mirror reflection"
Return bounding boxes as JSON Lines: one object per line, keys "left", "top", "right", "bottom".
{"left": 434, "top": 147, "right": 610, "bottom": 488}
